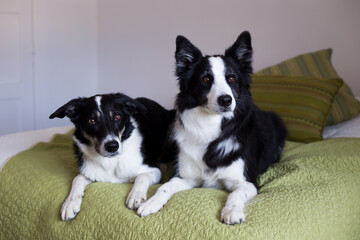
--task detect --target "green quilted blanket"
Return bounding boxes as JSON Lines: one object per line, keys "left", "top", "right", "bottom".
{"left": 0, "top": 132, "right": 360, "bottom": 240}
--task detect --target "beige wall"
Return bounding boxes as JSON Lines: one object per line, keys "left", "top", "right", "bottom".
{"left": 98, "top": 0, "right": 360, "bottom": 108}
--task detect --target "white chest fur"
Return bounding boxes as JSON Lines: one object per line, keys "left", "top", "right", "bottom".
{"left": 175, "top": 108, "right": 222, "bottom": 161}
{"left": 74, "top": 126, "right": 153, "bottom": 183}
{"left": 174, "top": 107, "right": 245, "bottom": 189}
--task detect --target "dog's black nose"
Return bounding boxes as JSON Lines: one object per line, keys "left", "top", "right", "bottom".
{"left": 104, "top": 140, "right": 119, "bottom": 153}
{"left": 217, "top": 95, "right": 232, "bottom": 107}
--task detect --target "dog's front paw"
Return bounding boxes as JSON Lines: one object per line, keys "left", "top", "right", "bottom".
{"left": 126, "top": 190, "right": 147, "bottom": 210}
{"left": 220, "top": 205, "right": 246, "bottom": 225}
{"left": 61, "top": 196, "right": 82, "bottom": 221}
{"left": 137, "top": 196, "right": 164, "bottom": 217}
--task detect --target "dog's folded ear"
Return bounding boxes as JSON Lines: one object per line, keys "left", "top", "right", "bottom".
{"left": 49, "top": 98, "right": 84, "bottom": 121}
{"left": 124, "top": 101, "right": 146, "bottom": 115}
{"left": 114, "top": 96, "right": 147, "bottom": 116}
{"left": 175, "top": 35, "right": 203, "bottom": 79}
{"left": 225, "top": 31, "right": 253, "bottom": 77}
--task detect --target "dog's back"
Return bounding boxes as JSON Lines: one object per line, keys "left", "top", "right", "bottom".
{"left": 133, "top": 97, "right": 176, "bottom": 166}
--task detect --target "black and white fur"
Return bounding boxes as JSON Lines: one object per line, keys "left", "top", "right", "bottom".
{"left": 50, "top": 93, "right": 175, "bottom": 220}
{"left": 137, "top": 31, "right": 287, "bottom": 225}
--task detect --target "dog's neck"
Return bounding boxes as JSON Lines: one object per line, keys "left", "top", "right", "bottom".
{"left": 176, "top": 107, "right": 223, "bottom": 143}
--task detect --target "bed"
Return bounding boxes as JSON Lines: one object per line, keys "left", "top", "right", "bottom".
{"left": 1, "top": 49, "right": 360, "bottom": 239}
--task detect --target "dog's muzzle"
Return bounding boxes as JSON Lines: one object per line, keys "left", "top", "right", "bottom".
{"left": 104, "top": 140, "right": 119, "bottom": 155}
{"left": 217, "top": 95, "right": 232, "bottom": 107}
{"left": 217, "top": 94, "right": 233, "bottom": 112}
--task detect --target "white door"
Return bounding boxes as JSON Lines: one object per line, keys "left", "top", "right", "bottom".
{"left": 0, "top": 0, "right": 34, "bottom": 135}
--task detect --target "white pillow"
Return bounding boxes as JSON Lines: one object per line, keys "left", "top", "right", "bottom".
{"left": 323, "top": 114, "right": 360, "bottom": 138}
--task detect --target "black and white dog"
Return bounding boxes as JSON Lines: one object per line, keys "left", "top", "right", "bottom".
{"left": 137, "top": 31, "right": 287, "bottom": 224}
{"left": 50, "top": 93, "right": 175, "bottom": 220}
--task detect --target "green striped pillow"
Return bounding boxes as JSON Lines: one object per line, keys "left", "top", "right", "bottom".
{"left": 255, "top": 49, "right": 360, "bottom": 125}
{"left": 251, "top": 75, "right": 343, "bottom": 142}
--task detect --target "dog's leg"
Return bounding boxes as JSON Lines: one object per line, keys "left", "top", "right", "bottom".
{"left": 137, "top": 177, "right": 197, "bottom": 217}
{"left": 126, "top": 169, "right": 161, "bottom": 210}
{"left": 221, "top": 181, "right": 257, "bottom": 225}
{"left": 61, "top": 174, "right": 92, "bottom": 221}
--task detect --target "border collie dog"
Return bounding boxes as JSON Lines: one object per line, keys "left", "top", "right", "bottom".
{"left": 137, "top": 31, "right": 287, "bottom": 224}
{"left": 50, "top": 93, "right": 175, "bottom": 220}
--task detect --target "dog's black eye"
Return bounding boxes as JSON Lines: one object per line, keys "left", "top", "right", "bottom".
{"left": 203, "top": 76, "right": 211, "bottom": 83}
{"left": 114, "top": 114, "right": 121, "bottom": 121}
{"left": 88, "top": 119, "right": 96, "bottom": 125}
{"left": 228, "top": 76, "right": 235, "bottom": 83}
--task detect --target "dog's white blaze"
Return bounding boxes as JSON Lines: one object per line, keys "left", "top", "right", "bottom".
{"left": 94, "top": 95, "right": 103, "bottom": 118}
{"left": 95, "top": 96, "right": 102, "bottom": 111}
{"left": 208, "top": 57, "right": 235, "bottom": 114}
{"left": 217, "top": 137, "right": 241, "bottom": 157}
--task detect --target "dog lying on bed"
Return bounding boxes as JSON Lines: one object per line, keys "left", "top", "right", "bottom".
{"left": 50, "top": 93, "right": 175, "bottom": 220}
{"left": 137, "top": 31, "right": 287, "bottom": 224}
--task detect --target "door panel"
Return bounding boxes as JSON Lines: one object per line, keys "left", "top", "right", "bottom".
{"left": 0, "top": 0, "right": 34, "bottom": 135}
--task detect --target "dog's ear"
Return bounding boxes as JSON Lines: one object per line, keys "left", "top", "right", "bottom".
{"left": 124, "top": 101, "right": 147, "bottom": 115}
{"left": 175, "top": 35, "right": 203, "bottom": 79}
{"left": 225, "top": 31, "right": 253, "bottom": 77}
{"left": 114, "top": 95, "right": 147, "bottom": 116}
{"left": 49, "top": 98, "right": 84, "bottom": 121}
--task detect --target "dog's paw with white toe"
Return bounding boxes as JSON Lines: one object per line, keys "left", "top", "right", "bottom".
{"left": 61, "top": 196, "right": 82, "bottom": 221}
{"left": 126, "top": 190, "right": 147, "bottom": 210}
{"left": 220, "top": 205, "right": 246, "bottom": 225}
{"left": 137, "top": 197, "right": 164, "bottom": 217}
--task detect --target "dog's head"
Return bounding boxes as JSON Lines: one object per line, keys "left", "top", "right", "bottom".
{"left": 175, "top": 31, "right": 253, "bottom": 117}
{"left": 49, "top": 93, "right": 146, "bottom": 157}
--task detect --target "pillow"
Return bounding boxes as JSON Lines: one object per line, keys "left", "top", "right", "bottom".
{"left": 323, "top": 114, "right": 360, "bottom": 139}
{"left": 254, "top": 49, "right": 360, "bottom": 125}
{"left": 251, "top": 75, "right": 343, "bottom": 142}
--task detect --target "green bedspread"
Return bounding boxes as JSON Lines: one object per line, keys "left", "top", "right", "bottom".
{"left": 1, "top": 132, "right": 360, "bottom": 240}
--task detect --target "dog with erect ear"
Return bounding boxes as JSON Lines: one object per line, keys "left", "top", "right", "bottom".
{"left": 137, "top": 31, "right": 287, "bottom": 225}
{"left": 50, "top": 93, "right": 175, "bottom": 220}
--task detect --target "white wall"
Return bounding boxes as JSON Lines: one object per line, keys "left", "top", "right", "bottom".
{"left": 98, "top": 0, "right": 360, "bottom": 109}
{"left": 0, "top": 0, "right": 35, "bottom": 135}
{"left": 2, "top": 0, "right": 358, "bottom": 134}
{"left": 33, "top": 0, "right": 98, "bottom": 128}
